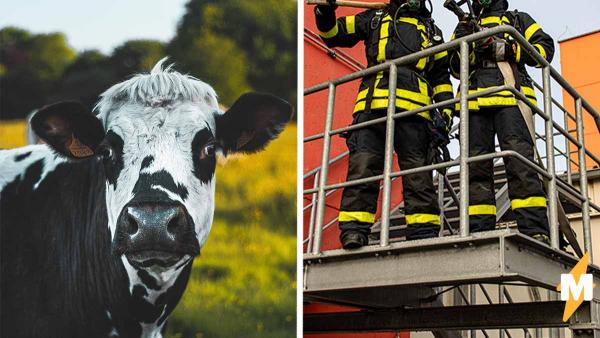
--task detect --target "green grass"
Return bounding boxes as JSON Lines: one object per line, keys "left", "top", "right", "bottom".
{"left": 165, "top": 125, "right": 297, "bottom": 338}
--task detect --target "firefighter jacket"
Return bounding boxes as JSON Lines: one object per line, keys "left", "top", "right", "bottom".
{"left": 315, "top": 3, "right": 454, "bottom": 121}
{"left": 449, "top": 0, "right": 555, "bottom": 111}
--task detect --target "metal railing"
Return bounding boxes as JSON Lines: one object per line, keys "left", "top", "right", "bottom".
{"left": 303, "top": 25, "right": 600, "bottom": 261}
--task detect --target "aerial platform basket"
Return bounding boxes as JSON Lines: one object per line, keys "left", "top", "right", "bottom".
{"left": 303, "top": 24, "right": 600, "bottom": 338}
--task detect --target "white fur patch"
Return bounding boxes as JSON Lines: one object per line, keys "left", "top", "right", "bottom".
{"left": 0, "top": 145, "right": 66, "bottom": 191}
{"left": 120, "top": 255, "right": 191, "bottom": 338}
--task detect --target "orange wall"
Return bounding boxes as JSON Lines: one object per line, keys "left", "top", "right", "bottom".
{"left": 560, "top": 31, "right": 600, "bottom": 170}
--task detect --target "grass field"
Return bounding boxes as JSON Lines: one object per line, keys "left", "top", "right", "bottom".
{"left": 165, "top": 125, "right": 297, "bottom": 338}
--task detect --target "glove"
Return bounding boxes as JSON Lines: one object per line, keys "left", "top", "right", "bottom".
{"left": 479, "top": 38, "right": 517, "bottom": 62}
{"left": 454, "top": 20, "right": 475, "bottom": 39}
{"left": 442, "top": 108, "right": 454, "bottom": 134}
{"left": 430, "top": 109, "right": 451, "bottom": 146}
{"left": 316, "top": 0, "right": 337, "bottom": 12}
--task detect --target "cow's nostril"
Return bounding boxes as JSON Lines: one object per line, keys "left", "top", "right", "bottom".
{"left": 166, "top": 209, "right": 187, "bottom": 235}
{"left": 127, "top": 214, "right": 139, "bottom": 235}
{"left": 167, "top": 217, "right": 180, "bottom": 234}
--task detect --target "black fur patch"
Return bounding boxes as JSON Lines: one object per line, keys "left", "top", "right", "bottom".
{"left": 0, "top": 158, "right": 132, "bottom": 337}
{"left": 103, "top": 131, "right": 125, "bottom": 187}
{"left": 156, "top": 262, "right": 193, "bottom": 327}
{"left": 131, "top": 284, "right": 166, "bottom": 324}
{"left": 140, "top": 156, "right": 154, "bottom": 170}
{"left": 21, "top": 159, "right": 44, "bottom": 189}
{"left": 137, "top": 269, "right": 160, "bottom": 290}
{"left": 132, "top": 170, "right": 189, "bottom": 201}
{"left": 191, "top": 128, "right": 216, "bottom": 184}
{"left": 14, "top": 151, "right": 32, "bottom": 162}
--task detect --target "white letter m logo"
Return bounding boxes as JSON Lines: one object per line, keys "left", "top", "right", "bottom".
{"left": 560, "top": 274, "right": 593, "bottom": 301}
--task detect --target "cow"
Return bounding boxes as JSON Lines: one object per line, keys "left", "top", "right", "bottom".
{"left": 0, "top": 58, "right": 293, "bottom": 338}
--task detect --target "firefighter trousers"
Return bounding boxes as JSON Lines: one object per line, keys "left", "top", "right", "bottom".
{"left": 468, "top": 106, "right": 549, "bottom": 236}
{"left": 338, "top": 110, "right": 440, "bottom": 240}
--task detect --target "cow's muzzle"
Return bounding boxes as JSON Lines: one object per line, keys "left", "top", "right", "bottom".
{"left": 114, "top": 202, "right": 199, "bottom": 268}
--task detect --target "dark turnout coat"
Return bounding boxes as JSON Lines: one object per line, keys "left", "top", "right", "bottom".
{"left": 449, "top": 0, "right": 555, "bottom": 111}
{"left": 315, "top": 3, "right": 454, "bottom": 120}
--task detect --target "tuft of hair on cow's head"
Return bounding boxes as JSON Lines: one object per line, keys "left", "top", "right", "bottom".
{"left": 30, "top": 58, "right": 292, "bottom": 284}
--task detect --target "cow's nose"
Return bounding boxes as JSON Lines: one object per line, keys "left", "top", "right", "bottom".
{"left": 119, "top": 203, "right": 192, "bottom": 268}
{"left": 124, "top": 203, "right": 189, "bottom": 241}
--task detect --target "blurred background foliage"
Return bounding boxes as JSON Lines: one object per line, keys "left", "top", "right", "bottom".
{"left": 0, "top": 1, "right": 297, "bottom": 337}
{"left": 0, "top": 0, "right": 297, "bottom": 119}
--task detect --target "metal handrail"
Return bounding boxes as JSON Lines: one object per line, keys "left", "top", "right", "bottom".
{"left": 303, "top": 25, "right": 600, "bottom": 262}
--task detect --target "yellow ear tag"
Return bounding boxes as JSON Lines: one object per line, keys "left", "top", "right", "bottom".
{"left": 67, "top": 134, "right": 94, "bottom": 158}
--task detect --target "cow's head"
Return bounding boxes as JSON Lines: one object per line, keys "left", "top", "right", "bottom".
{"left": 31, "top": 59, "right": 292, "bottom": 285}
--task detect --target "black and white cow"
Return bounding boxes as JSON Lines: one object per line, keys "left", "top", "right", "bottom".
{"left": 0, "top": 59, "right": 292, "bottom": 338}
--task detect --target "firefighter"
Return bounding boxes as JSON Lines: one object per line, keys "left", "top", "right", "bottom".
{"left": 449, "top": 0, "right": 554, "bottom": 242}
{"left": 314, "top": 0, "right": 455, "bottom": 249}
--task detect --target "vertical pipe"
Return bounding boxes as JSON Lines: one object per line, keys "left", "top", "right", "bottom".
{"left": 549, "top": 290, "right": 559, "bottom": 338}
{"left": 543, "top": 67, "right": 559, "bottom": 249}
{"left": 312, "top": 83, "right": 336, "bottom": 255}
{"left": 499, "top": 285, "right": 505, "bottom": 338}
{"left": 380, "top": 64, "right": 398, "bottom": 247}
{"left": 470, "top": 285, "right": 477, "bottom": 338}
{"left": 564, "top": 111, "right": 572, "bottom": 185}
{"left": 307, "top": 171, "right": 320, "bottom": 253}
{"left": 438, "top": 174, "right": 446, "bottom": 237}
{"left": 576, "top": 98, "right": 593, "bottom": 261}
{"left": 459, "top": 41, "right": 471, "bottom": 237}
{"left": 536, "top": 328, "right": 543, "bottom": 338}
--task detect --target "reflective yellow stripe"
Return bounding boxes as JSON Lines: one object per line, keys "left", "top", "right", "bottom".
{"left": 433, "top": 84, "right": 453, "bottom": 96}
{"left": 434, "top": 50, "right": 448, "bottom": 60}
{"left": 479, "top": 16, "right": 511, "bottom": 25}
{"left": 454, "top": 100, "right": 480, "bottom": 111}
{"left": 525, "top": 23, "right": 541, "bottom": 41}
{"left": 469, "top": 205, "right": 497, "bottom": 215}
{"left": 405, "top": 213, "right": 441, "bottom": 225}
{"left": 534, "top": 44, "right": 547, "bottom": 60}
{"left": 355, "top": 71, "right": 384, "bottom": 101}
{"left": 377, "top": 16, "right": 392, "bottom": 63}
{"left": 522, "top": 86, "right": 536, "bottom": 97}
{"left": 470, "top": 87, "right": 517, "bottom": 98}
{"left": 319, "top": 23, "right": 339, "bottom": 39}
{"left": 339, "top": 211, "right": 376, "bottom": 223}
{"left": 397, "top": 17, "right": 426, "bottom": 33}
{"left": 355, "top": 98, "right": 432, "bottom": 119}
{"left": 477, "top": 96, "right": 517, "bottom": 106}
{"left": 512, "top": 197, "right": 547, "bottom": 209}
{"left": 355, "top": 73, "right": 430, "bottom": 106}
{"left": 415, "top": 57, "right": 428, "bottom": 71}
{"left": 346, "top": 16, "right": 356, "bottom": 34}
{"left": 480, "top": 16, "right": 502, "bottom": 25}
{"left": 418, "top": 78, "right": 428, "bottom": 96}
{"left": 515, "top": 42, "right": 521, "bottom": 63}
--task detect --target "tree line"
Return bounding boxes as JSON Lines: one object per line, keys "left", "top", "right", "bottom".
{"left": 0, "top": 0, "right": 297, "bottom": 120}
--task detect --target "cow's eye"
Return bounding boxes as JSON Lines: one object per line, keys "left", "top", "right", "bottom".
{"left": 200, "top": 143, "right": 216, "bottom": 160}
{"left": 98, "top": 145, "right": 114, "bottom": 161}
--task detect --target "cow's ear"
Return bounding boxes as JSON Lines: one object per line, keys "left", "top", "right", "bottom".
{"left": 216, "top": 92, "right": 292, "bottom": 154}
{"left": 31, "top": 101, "right": 105, "bottom": 159}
